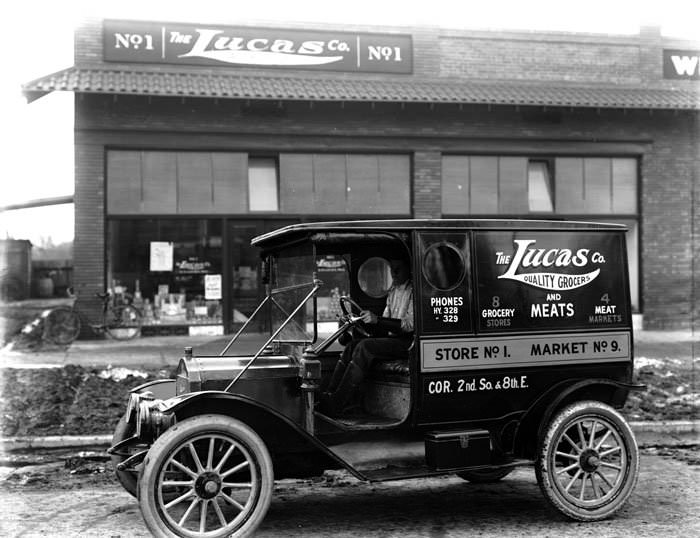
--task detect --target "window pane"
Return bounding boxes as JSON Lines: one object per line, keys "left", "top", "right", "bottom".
{"left": 612, "top": 158, "right": 637, "bottom": 213}
{"left": 248, "top": 158, "right": 278, "bottom": 211}
{"left": 583, "top": 158, "right": 612, "bottom": 213}
{"left": 378, "top": 155, "right": 411, "bottom": 214}
{"left": 499, "top": 157, "right": 528, "bottom": 213}
{"left": 313, "top": 154, "right": 347, "bottom": 214}
{"left": 470, "top": 157, "right": 498, "bottom": 213}
{"left": 528, "top": 161, "right": 553, "bottom": 212}
{"left": 554, "top": 157, "right": 584, "bottom": 214}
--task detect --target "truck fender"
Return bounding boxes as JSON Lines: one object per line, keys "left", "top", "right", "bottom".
{"left": 513, "top": 378, "right": 642, "bottom": 458}
{"left": 131, "top": 379, "right": 177, "bottom": 400}
{"left": 160, "top": 391, "right": 365, "bottom": 480}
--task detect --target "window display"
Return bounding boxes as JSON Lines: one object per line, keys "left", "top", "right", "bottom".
{"left": 108, "top": 219, "right": 224, "bottom": 335}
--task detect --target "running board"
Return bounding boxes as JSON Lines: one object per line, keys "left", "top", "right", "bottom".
{"left": 362, "top": 459, "right": 534, "bottom": 482}
{"left": 314, "top": 410, "right": 404, "bottom": 431}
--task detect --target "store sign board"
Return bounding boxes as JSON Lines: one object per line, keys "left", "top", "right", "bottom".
{"left": 663, "top": 49, "right": 700, "bottom": 79}
{"left": 103, "top": 20, "right": 412, "bottom": 74}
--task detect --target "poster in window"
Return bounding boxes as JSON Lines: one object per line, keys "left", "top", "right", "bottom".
{"left": 205, "top": 274, "right": 222, "bottom": 300}
{"left": 150, "top": 242, "right": 174, "bottom": 271}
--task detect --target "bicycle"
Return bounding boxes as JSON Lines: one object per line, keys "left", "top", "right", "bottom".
{"left": 42, "top": 291, "right": 143, "bottom": 345}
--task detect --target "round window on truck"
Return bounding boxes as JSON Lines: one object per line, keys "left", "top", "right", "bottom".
{"left": 422, "top": 242, "right": 466, "bottom": 291}
{"left": 358, "top": 257, "right": 392, "bottom": 298}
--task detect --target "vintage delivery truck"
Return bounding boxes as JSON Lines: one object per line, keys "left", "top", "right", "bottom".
{"left": 109, "top": 219, "right": 642, "bottom": 537}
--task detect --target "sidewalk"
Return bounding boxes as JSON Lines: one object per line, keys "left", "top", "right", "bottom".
{"left": 0, "top": 333, "right": 270, "bottom": 369}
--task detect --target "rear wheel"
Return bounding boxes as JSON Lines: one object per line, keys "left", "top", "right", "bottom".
{"left": 138, "top": 414, "right": 274, "bottom": 537}
{"left": 105, "top": 305, "right": 142, "bottom": 340}
{"left": 43, "top": 306, "right": 81, "bottom": 345}
{"left": 457, "top": 467, "right": 513, "bottom": 483}
{"left": 536, "top": 400, "right": 639, "bottom": 521}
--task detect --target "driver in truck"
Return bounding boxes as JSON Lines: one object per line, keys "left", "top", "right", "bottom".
{"left": 319, "top": 257, "right": 414, "bottom": 417}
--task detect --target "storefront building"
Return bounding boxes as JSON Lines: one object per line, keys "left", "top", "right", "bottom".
{"left": 24, "top": 19, "right": 699, "bottom": 333}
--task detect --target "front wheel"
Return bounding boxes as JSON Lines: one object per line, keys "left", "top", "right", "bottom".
{"left": 105, "top": 305, "right": 142, "bottom": 340}
{"left": 138, "top": 414, "right": 274, "bottom": 538}
{"left": 536, "top": 400, "right": 639, "bottom": 521}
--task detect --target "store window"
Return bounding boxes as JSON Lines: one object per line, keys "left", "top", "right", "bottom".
{"left": 279, "top": 153, "right": 410, "bottom": 214}
{"left": 555, "top": 157, "right": 637, "bottom": 215}
{"left": 108, "top": 219, "right": 223, "bottom": 335}
{"left": 248, "top": 158, "right": 279, "bottom": 211}
{"left": 107, "top": 150, "right": 248, "bottom": 215}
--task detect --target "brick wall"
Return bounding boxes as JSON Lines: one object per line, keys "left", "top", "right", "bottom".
{"left": 439, "top": 35, "right": 641, "bottom": 84}
{"left": 640, "top": 113, "right": 697, "bottom": 329}
{"left": 73, "top": 127, "right": 105, "bottom": 325}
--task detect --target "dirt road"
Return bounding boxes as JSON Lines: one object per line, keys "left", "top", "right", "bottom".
{"left": 2, "top": 449, "right": 698, "bottom": 537}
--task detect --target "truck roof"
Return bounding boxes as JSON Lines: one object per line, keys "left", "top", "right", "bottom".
{"left": 252, "top": 218, "right": 627, "bottom": 250}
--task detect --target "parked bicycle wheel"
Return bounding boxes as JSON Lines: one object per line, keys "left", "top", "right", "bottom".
{"left": 43, "top": 306, "right": 81, "bottom": 345}
{"left": 105, "top": 305, "right": 142, "bottom": 340}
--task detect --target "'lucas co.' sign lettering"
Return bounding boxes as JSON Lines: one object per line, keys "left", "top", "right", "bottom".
{"left": 103, "top": 20, "right": 412, "bottom": 74}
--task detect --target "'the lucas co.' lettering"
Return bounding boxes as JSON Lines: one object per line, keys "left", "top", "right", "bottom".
{"left": 496, "top": 239, "right": 605, "bottom": 291}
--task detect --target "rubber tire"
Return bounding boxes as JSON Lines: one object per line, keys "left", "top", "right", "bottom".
{"left": 457, "top": 467, "right": 514, "bottom": 483}
{"left": 138, "top": 414, "right": 274, "bottom": 538}
{"left": 43, "top": 306, "right": 81, "bottom": 345}
{"left": 536, "top": 400, "right": 639, "bottom": 522}
{"left": 110, "top": 414, "right": 139, "bottom": 497}
{"left": 105, "top": 305, "right": 142, "bottom": 340}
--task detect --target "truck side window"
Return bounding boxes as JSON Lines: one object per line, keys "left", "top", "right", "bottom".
{"left": 423, "top": 243, "right": 465, "bottom": 291}
{"left": 418, "top": 233, "right": 472, "bottom": 335}
{"left": 358, "top": 257, "right": 392, "bottom": 298}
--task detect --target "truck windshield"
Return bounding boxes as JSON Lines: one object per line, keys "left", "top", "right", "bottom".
{"left": 219, "top": 243, "right": 350, "bottom": 357}
{"left": 271, "top": 246, "right": 318, "bottom": 343}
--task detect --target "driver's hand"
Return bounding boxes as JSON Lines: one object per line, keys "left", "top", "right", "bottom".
{"left": 360, "top": 310, "right": 378, "bottom": 324}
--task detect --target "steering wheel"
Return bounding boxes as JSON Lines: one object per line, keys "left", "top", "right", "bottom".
{"left": 339, "top": 296, "right": 370, "bottom": 337}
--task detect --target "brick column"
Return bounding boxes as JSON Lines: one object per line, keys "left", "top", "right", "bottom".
{"left": 641, "top": 113, "right": 696, "bottom": 330}
{"left": 413, "top": 151, "right": 441, "bottom": 219}
{"left": 73, "top": 132, "right": 105, "bottom": 327}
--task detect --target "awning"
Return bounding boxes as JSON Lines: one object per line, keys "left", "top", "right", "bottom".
{"left": 23, "top": 66, "right": 700, "bottom": 110}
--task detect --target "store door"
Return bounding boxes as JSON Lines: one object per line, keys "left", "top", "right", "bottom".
{"left": 225, "top": 220, "right": 297, "bottom": 333}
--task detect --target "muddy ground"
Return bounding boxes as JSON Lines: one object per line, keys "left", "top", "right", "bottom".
{"left": 1, "top": 450, "right": 699, "bottom": 538}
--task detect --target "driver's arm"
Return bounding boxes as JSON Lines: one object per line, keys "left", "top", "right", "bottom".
{"left": 360, "top": 309, "right": 403, "bottom": 334}
{"left": 360, "top": 287, "right": 413, "bottom": 334}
